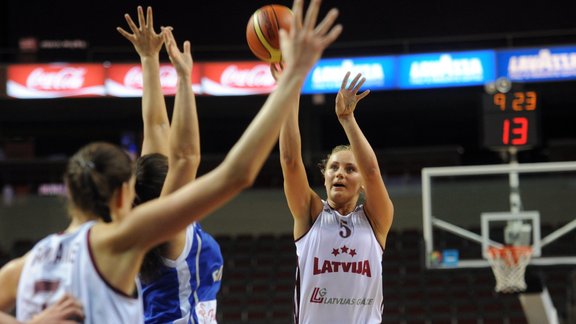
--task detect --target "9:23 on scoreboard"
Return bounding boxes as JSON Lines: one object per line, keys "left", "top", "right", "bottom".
{"left": 482, "top": 91, "right": 540, "bottom": 149}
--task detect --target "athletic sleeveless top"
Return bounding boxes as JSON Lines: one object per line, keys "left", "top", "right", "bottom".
{"left": 294, "top": 201, "right": 384, "bottom": 324}
{"left": 16, "top": 221, "right": 143, "bottom": 324}
{"left": 141, "top": 223, "right": 223, "bottom": 324}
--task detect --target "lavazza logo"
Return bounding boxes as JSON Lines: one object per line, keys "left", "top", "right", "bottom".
{"left": 309, "top": 287, "right": 374, "bottom": 306}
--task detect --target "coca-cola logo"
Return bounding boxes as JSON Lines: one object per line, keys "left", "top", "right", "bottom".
{"left": 159, "top": 66, "right": 177, "bottom": 88}
{"left": 26, "top": 67, "right": 86, "bottom": 90}
{"left": 123, "top": 67, "right": 143, "bottom": 88}
{"left": 220, "top": 65, "right": 274, "bottom": 88}
{"left": 123, "top": 66, "right": 177, "bottom": 89}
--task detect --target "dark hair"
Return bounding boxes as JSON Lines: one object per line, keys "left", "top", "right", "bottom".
{"left": 134, "top": 153, "right": 168, "bottom": 206}
{"left": 64, "top": 142, "right": 133, "bottom": 222}
{"left": 134, "top": 153, "right": 169, "bottom": 283}
{"left": 317, "top": 144, "right": 351, "bottom": 174}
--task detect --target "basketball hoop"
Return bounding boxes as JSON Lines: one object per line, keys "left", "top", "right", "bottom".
{"left": 486, "top": 246, "right": 532, "bottom": 293}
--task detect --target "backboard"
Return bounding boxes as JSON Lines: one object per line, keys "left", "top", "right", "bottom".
{"left": 422, "top": 161, "right": 576, "bottom": 269}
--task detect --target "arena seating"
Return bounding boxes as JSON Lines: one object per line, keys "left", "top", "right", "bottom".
{"left": 214, "top": 228, "right": 574, "bottom": 323}
{"left": 1, "top": 227, "right": 573, "bottom": 323}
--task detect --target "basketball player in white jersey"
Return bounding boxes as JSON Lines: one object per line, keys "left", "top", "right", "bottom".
{"left": 279, "top": 71, "right": 394, "bottom": 323}
{"left": 15, "top": 1, "right": 343, "bottom": 322}
{"left": 0, "top": 8, "right": 184, "bottom": 322}
{"left": 0, "top": 7, "right": 201, "bottom": 322}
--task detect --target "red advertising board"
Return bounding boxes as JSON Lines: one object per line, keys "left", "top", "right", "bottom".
{"left": 7, "top": 63, "right": 106, "bottom": 98}
{"left": 5, "top": 60, "right": 275, "bottom": 98}
{"left": 201, "top": 62, "right": 275, "bottom": 95}
{"left": 106, "top": 63, "right": 202, "bottom": 97}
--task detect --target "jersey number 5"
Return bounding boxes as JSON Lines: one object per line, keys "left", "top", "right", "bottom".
{"left": 339, "top": 219, "right": 351, "bottom": 238}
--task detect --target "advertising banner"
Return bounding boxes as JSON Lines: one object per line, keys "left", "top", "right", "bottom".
{"left": 302, "top": 56, "right": 396, "bottom": 94}
{"left": 7, "top": 63, "right": 106, "bottom": 98}
{"left": 106, "top": 63, "right": 202, "bottom": 97}
{"left": 398, "top": 50, "right": 496, "bottom": 89}
{"left": 201, "top": 62, "right": 276, "bottom": 96}
{"left": 497, "top": 46, "right": 576, "bottom": 82}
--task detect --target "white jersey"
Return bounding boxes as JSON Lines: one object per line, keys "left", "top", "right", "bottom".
{"left": 17, "top": 221, "right": 143, "bottom": 324}
{"left": 295, "top": 201, "right": 384, "bottom": 324}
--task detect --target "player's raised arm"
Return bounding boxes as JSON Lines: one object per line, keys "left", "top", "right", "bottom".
{"left": 336, "top": 71, "right": 394, "bottom": 247}
{"left": 160, "top": 28, "right": 201, "bottom": 196}
{"left": 117, "top": 6, "right": 170, "bottom": 156}
{"left": 16, "top": 2, "right": 342, "bottom": 322}
{"left": 104, "top": 0, "right": 342, "bottom": 258}
{"left": 274, "top": 63, "right": 323, "bottom": 239}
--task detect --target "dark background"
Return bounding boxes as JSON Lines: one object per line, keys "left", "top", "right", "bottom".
{"left": 2, "top": 0, "right": 576, "bottom": 184}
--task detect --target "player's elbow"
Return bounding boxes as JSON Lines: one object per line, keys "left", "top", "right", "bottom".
{"left": 280, "top": 153, "right": 303, "bottom": 172}
{"left": 171, "top": 151, "right": 201, "bottom": 171}
{"left": 386, "top": 199, "right": 395, "bottom": 220}
{"left": 280, "top": 154, "right": 296, "bottom": 167}
{"left": 223, "top": 162, "right": 258, "bottom": 190}
{"left": 238, "top": 166, "right": 260, "bottom": 188}
{"left": 229, "top": 172, "right": 256, "bottom": 190}
{"left": 363, "top": 166, "right": 383, "bottom": 181}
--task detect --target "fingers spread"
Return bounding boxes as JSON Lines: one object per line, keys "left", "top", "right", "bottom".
{"left": 314, "top": 8, "right": 339, "bottom": 36}
{"left": 116, "top": 27, "right": 132, "bottom": 40}
{"left": 124, "top": 14, "right": 139, "bottom": 34}
{"left": 146, "top": 6, "right": 153, "bottom": 30}
{"left": 357, "top": 89, "right": 371, "bottom": 101}
{"left": 291, "top": 0, "right": 304, "bottom": 32}
{"left": 137, "top": 6, "right": 146, "bottom": 30}
{"left": 302, "top": 0, "right": 321, "bottom": 31}
{"left": 320, "top": 24, "right": 342, "bottom": 48}
{"left": 353, "top": 77, "right": 366, "bottom": 93}
{"left": 340, "top": 71, "right": 351, "bottom": 89}
{"left": 348, "top": 73, "right": 362, "bottom": 91}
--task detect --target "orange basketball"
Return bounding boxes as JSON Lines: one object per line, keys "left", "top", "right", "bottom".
{"left": 246, "top": 4, "right": 293, "bottom": 63}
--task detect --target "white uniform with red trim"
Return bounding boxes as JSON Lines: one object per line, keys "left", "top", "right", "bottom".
{"left": 294, "top": 201, "right": 383, "bottom": 324}
{"left": 16, "top": 221, "right": 143, "bottom": 324}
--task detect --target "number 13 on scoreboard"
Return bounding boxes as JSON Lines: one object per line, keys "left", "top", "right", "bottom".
{"left": 502, "top": 117, "right": 528, "bottom": 145}
{"left": 482, "top": 91, "right": 540, "bottom": 149}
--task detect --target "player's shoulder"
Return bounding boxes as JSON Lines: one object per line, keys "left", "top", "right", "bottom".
{"left": 0, "top": 255, "right": 26, "bottom": 278}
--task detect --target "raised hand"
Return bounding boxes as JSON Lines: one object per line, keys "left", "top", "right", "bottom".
{"left": 279, "top": 0, "right": 342, "bottom": 75}
{"left": 117, "top": 6, "right": 165, "bottom": 59}
{"left": 335, "top": 72, "right": 370, "bottom": 119}
{"left": 162, "top": 28, "right": 193, "bottom": 77}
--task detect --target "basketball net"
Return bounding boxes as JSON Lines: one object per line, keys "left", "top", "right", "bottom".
{"left": 486, "top": 246, "right": 532, "bottom": 293}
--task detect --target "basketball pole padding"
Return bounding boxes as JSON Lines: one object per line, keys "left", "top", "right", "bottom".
{"left": 519, "top": 287, "right": 559, "bottom": 324}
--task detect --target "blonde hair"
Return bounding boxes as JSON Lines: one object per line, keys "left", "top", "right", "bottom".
{"left": 318, "top": 144, "right": 351, "bottom": 175}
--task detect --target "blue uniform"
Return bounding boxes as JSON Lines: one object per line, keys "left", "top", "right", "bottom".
{"left": 141, "top": 223, "right": 223, "bottom": 324}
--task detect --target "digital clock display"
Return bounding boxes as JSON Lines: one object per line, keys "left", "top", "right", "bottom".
{"left": 482, "top": 91, "right": 540, "bottom": 148}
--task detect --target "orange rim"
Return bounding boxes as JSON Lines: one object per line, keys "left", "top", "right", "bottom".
{"left": 487, "top": 246, "right": 532, "bottom": 265}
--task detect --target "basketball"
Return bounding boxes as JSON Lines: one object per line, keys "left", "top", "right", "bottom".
{"left": 246, "top": 4, "right": 292, "bottom": 63}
